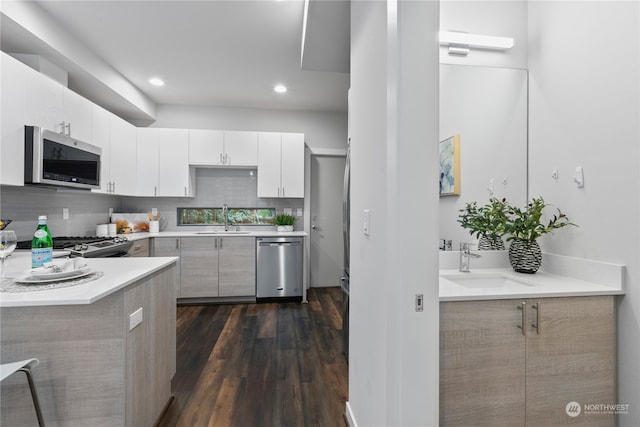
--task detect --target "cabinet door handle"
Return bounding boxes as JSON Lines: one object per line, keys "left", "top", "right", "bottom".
{"left": 184, "top": 186, "right": 187, "bottom": 196}
{"left": 154, "top": 186, "right": 157, "bottom": 196}
{"left": 215, "top": 238, "right": 218, "bottom": 249}
{"left": 532, "top": 302, "right": 541, "bottom": 334}
{"left": 224, "top": 153, "right": 229, "bottom": 164}
{"left": 220, "top": 238, "right": 223, "bottom": 249}
{"left": 219, "top": 153, "right": 223, "bottom": 164}
{"left": 66, "top": 122, "right": 71, "bottom": 136}
{"left": 517, "top": 302, "right": 526, "bottom": 335}
{"left": 175, "top": 239, "right": 180, "bottom": 250}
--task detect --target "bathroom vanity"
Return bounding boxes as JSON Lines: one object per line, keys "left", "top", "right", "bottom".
{"left": 439, "top": 253, "right": 625, "bottom": 426}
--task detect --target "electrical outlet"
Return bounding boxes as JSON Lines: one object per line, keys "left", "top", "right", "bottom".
{"left": 415, "top": 294, "right": 424, "bottom": 312}
{"left": 129, "top": 307, "right": 143, "bottom": 331}
{"left": 284, "top": 208, "right": 292, "bottom": 216}
{"left": 296, "top": 208, "right": 303, "bottom": 217}
{"left": 63, "top": 208, "right": 69, "bottom": 220}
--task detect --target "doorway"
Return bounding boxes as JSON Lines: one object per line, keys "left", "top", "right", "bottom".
{"left": 310, "top": 155, "right": 346, "bottom": 287}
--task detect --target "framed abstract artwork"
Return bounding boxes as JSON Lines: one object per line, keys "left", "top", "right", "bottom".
{"left": 439, "top": 135, "right": 460, "bottom": 196}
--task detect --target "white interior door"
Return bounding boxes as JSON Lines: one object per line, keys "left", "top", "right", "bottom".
{"left": 310, "top": 155, "right": 346, "bottom": 287}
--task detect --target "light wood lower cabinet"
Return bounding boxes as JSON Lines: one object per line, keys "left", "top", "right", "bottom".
{"left": 152, "top": 237, "right": 181, "bottom": 297}
{"left": 440, "top": 296, "right": 616, "bottom": 427}
{"left": 180, "top": 237, "right": 219, "bottom": 298}
{"left": 218, "top": 237, "right": 256, "bottom": 297}
{"left": 178, "top": 236, "right": 255, "bottom": 298}
{"left": 127, "top": 238, "right": 150, "bottom": 257}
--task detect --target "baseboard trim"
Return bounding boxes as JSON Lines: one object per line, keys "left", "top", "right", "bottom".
{"left": 345, "top": 401, "right": 358, "bottom": 427}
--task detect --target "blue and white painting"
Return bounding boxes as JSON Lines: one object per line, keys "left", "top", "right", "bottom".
{"left": 439, "top": 135, "right": 460, "bottom": 196}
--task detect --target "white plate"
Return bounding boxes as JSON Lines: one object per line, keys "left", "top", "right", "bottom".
{"left": 15, "top": 267, "right": 93, "bottom": 284}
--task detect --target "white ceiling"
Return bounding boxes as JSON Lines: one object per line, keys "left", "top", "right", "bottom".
{"left": 1, "top": 0, "right": 349, "bottom": 120}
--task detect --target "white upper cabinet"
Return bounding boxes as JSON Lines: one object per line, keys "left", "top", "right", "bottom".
{"left": 158, "top": 128, "right": 191, "bottom": 197}
{"left": 223, "top": 131, "right": 258, "bottom": 166}
{"left": 257, "top": 132, "right": 282, "bottom": 198}
{"left": 280, "top": 133, "right": 305, "bottom": 198}
{"left": 91, "top": 104, "right": 112, "bottom": 194}
{"left": 188, "top": 129, "right": 224, "bottom": 165}
{"left": 188, "top": 129, "right": 257, "bottom": 166}
{"left": 136, "top": 128, "right": 160, "bottom": 196}
{"left": 257, "top": 132, "right": 305, "bottom": 198}
{"left": 24, "top": 63, "right": 64, "bottom": 133}
{"left": 109, "top": 115, "right": 138, "bottom": 196}
{"left": 62, "top": 89, "right": 93, "bottom": 142}
{"left": 1, "top": 52, "right": 28, "bottom": 186}
{"left": 137, "top": 128, "right": 192, "bottom": 197}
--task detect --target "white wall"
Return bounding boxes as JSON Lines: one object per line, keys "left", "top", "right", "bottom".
{"left": 528, "top": 2, "right": 640, "bottom": 423}
{"left": 440, "top": 0, "right": 528, "bottom": 69}
{"left": 348, "top": 1, "right": 439, "bottom": 425}
{"left": 136, "top": 104, "right": 347, "bottom": 151}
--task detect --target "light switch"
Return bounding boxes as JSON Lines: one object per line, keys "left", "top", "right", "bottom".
{"left": 363, "top": 209, "right": 371, "bottom": 236}
{"left": 63, "top": 208, "right": 69, "bottom": 220}
{"left": 296, "top": 208, "right": 303, "bottom": 217}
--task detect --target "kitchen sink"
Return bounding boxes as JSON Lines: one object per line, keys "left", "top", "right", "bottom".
{"left": 195, "top": 230, "right": 251, "bottom": 235}
{"left": 440, "top": 274, "right": 535, "bottom": 289}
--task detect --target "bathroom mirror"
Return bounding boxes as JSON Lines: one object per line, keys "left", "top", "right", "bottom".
{"left": 439, "top": 64, "right": 528, "bottom": 249}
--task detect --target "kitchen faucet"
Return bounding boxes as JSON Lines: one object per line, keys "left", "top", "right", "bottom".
{"left": 459, "top": 242, "right": 482, "bottom": 272}
{"left": 222, "top": 204, "right": 229, "bottom": 231}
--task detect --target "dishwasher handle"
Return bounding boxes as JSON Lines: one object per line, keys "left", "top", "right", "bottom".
{"left": 258, "top": 241, "right": 300, "bottom": 247}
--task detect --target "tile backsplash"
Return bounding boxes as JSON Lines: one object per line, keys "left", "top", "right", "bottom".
{"left": 122, "top": 168, "right": 304, "bottom": 232}
{"left": 0, "top": 185, "right": 122, "bottom": 240}
{"left": 0, "top": 168, "right": 304, "bottom": 240}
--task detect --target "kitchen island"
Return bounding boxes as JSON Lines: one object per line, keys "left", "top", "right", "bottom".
{"left": 0, "top": 254, "right": 178, "bottom": 427}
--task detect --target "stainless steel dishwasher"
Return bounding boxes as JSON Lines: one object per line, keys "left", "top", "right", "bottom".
{"left": 256, "top": 237, "right": 303, "bottom": 299}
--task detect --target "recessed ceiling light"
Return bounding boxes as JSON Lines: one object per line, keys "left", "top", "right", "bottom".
{"left": 149, "top": 77, "right": 165, "bottom": 87}
{"left": 273, "top": 84, "right": 287, "bottom": 94}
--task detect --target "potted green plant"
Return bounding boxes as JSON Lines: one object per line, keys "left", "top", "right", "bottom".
{"left": 504, "top": 197, "right": 576, "bottom": 273}
{"left": 275, "top": 214, "right": 296, "bottom": 232}
{"left": 457, "top": 198, "right": 509, "bottom": 250}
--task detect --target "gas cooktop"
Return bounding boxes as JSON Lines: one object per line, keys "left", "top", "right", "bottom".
{"left": 17, "top": 236, "right": 132, "bottom": 257}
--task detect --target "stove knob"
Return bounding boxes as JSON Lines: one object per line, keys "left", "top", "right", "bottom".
{"left": 74, "top": 245, "right": 82, "bottom": 251}
{"left": 81, "top": 244, "right": 89, "bottom": 251}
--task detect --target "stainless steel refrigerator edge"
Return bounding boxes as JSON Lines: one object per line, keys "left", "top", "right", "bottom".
{"left": 341, "top": 139, "right": 351, "bottom": 360}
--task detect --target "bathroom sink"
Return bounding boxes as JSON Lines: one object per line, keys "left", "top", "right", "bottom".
{"left": 195, "top": 230, "right": 251, "bottom": 235}
{"left": 441, "top": 274, "right": 534, "bottom": 289}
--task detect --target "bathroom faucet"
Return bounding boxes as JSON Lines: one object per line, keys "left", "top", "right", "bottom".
{"left": 459, "top": 242, "right": 482, "bottom": 272}
{"left": 222, "top": 204, "right": 229, "bottom": 231}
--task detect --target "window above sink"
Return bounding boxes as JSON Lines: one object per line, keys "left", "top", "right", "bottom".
{"left": 177, "top": 207, "right": 276, "bottom": 226}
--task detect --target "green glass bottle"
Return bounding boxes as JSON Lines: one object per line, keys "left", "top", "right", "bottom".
{"left": 32, "top": 215, "right": 53, "bottom": 268}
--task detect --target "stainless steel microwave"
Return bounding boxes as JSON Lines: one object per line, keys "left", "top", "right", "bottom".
{"left": 24, "top": 125, "right": 101, "bottom": 190}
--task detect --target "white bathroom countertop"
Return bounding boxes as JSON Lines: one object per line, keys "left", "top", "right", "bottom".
{"left": 0, "top": 252, "right": 178, "bottom": 308}
{"left": 439, "top": 268, "right": 625, "bottom": 301}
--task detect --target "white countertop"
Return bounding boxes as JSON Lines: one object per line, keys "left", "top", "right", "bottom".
{"left": 125, "top": 230, "right": 307, "bottom": 240}
{"left": 439, "top": 268, "right": 625, "bottom": 301}
{"left": 0, "top": 252, "right": 178, "bottom": 308}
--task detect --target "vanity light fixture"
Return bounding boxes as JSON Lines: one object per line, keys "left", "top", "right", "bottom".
{"left": 439, "top": 31, "right": 514, "bottom": 56}
{"left": 273, "top": 84, "right": 288, "bottom": 94}
{"left": 149, "top": 77, "right": 165, "bottom": 87}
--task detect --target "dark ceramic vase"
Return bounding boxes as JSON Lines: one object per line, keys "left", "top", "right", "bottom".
{"left": 508, "top": 239, "right": 542, "bottom": 274}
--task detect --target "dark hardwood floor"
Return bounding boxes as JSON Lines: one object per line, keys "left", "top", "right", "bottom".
{"left": 157, "top": 287, "right": 348, "bottom": 427}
